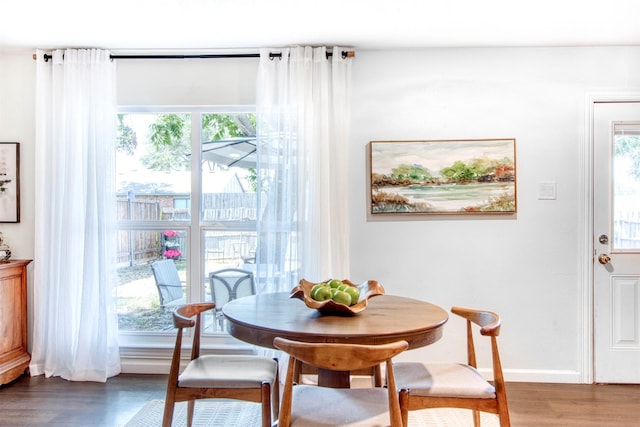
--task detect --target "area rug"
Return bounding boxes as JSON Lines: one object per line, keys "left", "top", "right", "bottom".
{"left": 123, "top": 399, "right": 500, "bottom": 426}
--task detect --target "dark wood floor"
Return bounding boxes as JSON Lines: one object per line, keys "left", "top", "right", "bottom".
{"left": 1, "top": 374, "right": 640, "bottom": 426}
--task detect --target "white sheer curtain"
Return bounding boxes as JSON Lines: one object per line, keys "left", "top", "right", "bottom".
{"left": 255, "top": 46, "right": 352, "bottom": 292}
{"left": 30, "top": 49, "right": 120, "bottom": 382}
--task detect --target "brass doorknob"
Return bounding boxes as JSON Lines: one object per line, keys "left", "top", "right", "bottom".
{"left": 598, "top": 253, "right": 611, "bottom": 265}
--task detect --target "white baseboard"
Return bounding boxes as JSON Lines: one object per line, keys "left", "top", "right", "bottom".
{"left": 493, "top": 368, "right": 583, "bottom": 384}
{"left": 119, "top": 344, "right": 257, "bottom": 375}
{"left": 121, "top": 357, "right": 171, "bottom": 374}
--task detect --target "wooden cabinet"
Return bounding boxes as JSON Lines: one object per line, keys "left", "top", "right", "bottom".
{"left": 0, "top": 260, "right": 32, "bottom": 385}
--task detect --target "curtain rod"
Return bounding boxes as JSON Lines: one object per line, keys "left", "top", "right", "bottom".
{"left": 32, "top": 50, "right": 355, "bottom": 62}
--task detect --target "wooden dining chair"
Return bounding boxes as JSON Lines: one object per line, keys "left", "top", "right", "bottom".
{"left": 162, "top": 303, "right": 278, "bottom": 427}
{"left": 394, "top": 306, "right": 510, "bottom": 427}
{"left": 273, "top": 337, "right": 408, "bottom": 427}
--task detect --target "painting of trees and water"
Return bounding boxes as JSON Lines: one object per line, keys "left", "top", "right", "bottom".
{"left": 370, "top": 139, "right": 516, "bottom": 214}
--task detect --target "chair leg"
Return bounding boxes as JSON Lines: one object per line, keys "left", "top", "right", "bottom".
{"left": 472, "top": 409, "right": 481, "bottom": 427}
{"left": 161, "top": 400, "right": 175, "bottom": 427}
{"left": 272, "top": 359, "right": 280, "bottom": 421}
{"left": 187, "top": 400, "right": 195, "bottom": 427}
{"left": 398, "top": 388, "right": 410, "bottom": 427}
{"left": 498, "top": 409, "right": 511, "bottom": 427}
{"left": 216, "top": 313, "right": 225, "bottom": 332}
{"left": 261, "top": 382, "right": 272, "bottom": 427}
{"left": 293, "top": 359, "right": 302, "bottom": 384}
{"left": 373, "top": 363, "right": 383, "bottom": 387}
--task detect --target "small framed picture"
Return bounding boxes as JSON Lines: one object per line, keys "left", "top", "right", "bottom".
{"left": 369, "top": 138, "right": 516, "bottom": 215}
{"left": 0, "top": 142, "right": 20, "bottom": 223}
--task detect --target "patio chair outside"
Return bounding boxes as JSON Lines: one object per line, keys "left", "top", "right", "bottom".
{"left": 151, "top": 259, "right": 186, "bottom": 308}
{"left": 208, "top": 268, "right": 255, "bottom": 331}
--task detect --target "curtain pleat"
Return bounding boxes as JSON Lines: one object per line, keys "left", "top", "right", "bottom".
{"left": 255, "top": 46, "right": 352, "bottom": 291}
{"left": 31, "top": 48, "right": 120, "bottom": 382}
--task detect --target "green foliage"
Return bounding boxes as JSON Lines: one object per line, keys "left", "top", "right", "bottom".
{"left": 203, "top": 113, "right": 257, "bottom": 192}
{"left": 148, "top": 113, "right": 188, "bottom": 149}
{"left": 440, "top": 160, "right": 476, "bottom": 182}
{"left": 202, "top": 113, "right": 256, "bottom": 140}
{"left": 378, "top": 156, "right": 514, "bottom": 186}
{"left": 390, "top": 164, "right": 432, "bottom": 181}
{"left": 468, "top": 156, "right": 497, "bottom": 176}
{"left": 246, "top": 167, "right": 258, "bottom": 192}
{"left": 116, "top": 114, "right": 137, "bottom": 155}
{"left": 439, "top": 157, "right": 514, "bottom": 183}
{"left": 615, "top": 135, "right": 640, "bottom": 181}
{"left": 120, "top": 112, "right": 258, "bottom": 173}
{"left": 141, "top": 142, "right": 191, "bottom": 171}
{"left": 141, "top": 113, "right": 191, "bottom": 171}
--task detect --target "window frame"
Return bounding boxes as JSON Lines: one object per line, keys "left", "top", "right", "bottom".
{"left": 116, "top": 105, "right": 257, "bottom": 351}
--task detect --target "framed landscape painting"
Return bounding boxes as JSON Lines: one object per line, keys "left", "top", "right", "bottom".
{"left": 369, "top": 139, "right": 516, "bottom": 215}
{"left": 0, "top": 142, "right": 20, "bottom": 223}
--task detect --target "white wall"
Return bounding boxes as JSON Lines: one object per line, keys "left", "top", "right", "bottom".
{"left": 3, "top": 46, "right": 640, "bottom": 383}
{"left": 0, "top": 50, "right": 35, "bottom": 261}
{"left": 349, "top": 46, "right": 640, "bottom": 382}
{"left": 117, "top": 57, "right": 258, "bottom": 105}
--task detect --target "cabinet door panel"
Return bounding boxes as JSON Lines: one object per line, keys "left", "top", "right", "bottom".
{"left": 0, "top": 260, "right": 31, "bottom": 385}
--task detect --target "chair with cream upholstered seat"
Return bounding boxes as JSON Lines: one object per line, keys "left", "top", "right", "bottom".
{"left": 162, "top": 303, "right": 278, "bottom": 427}
{"left": 394, "top": 306, "right": 510, "bottom": 427}
{"left": 273, "top": 337, "right": 408, "bottom": 427}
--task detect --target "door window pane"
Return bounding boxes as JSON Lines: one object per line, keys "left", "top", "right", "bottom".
{"left": 613, "top": 123, "right": 640, "bottom": 250}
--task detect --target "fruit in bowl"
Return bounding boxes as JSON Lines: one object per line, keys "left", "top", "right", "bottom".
{"left": 311, "top": 279, "right": 360, "bottom": 306}
{"left": 291, "top": 278, "right": 385, "bottom": 315}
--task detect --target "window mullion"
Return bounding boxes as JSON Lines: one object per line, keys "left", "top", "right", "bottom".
{"left": 190, "top": 111, "right": 203, "bottom": 304}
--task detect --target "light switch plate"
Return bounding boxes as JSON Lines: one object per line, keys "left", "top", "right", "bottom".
{"left": 538, "top": 181, "right": 557, "bottom": 200}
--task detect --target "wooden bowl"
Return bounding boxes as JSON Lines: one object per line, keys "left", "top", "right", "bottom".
{"left": 290, "top": 278, "right": 385, "bottom": 315}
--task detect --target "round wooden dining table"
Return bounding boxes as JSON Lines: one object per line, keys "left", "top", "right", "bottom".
{"left": 222, "top": 291, "right": 449, "bottom": 388}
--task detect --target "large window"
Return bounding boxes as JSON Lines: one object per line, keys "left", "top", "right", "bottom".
{"left": 115, "top": 107, "right": 257, "bottom": 346}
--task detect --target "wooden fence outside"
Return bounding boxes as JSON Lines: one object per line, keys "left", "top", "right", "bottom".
{"left": 116, "top": 193, "right": 259, "bottom": 266}
{"left": 117, "top": 197, "right": 162, "bottom": 266}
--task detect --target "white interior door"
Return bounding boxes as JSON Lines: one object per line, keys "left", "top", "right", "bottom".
{"left": 594, "top": 101, "right": 640, "bottom": 383}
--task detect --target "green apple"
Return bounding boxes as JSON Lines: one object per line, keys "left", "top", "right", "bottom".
{"left": 312, "top": 286, "right": 333, "bottom": 301}
{"left": 344, "top": 286, "right": 360, "bottom": 305}
{"left": 310, "top": 284, "right": 325, "bottom": 298}
{"left": 332, "top": 290, "right": 352, "bottom": 306}
{"left": 328, "top": 279, "right": 343, "bottom": 288}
